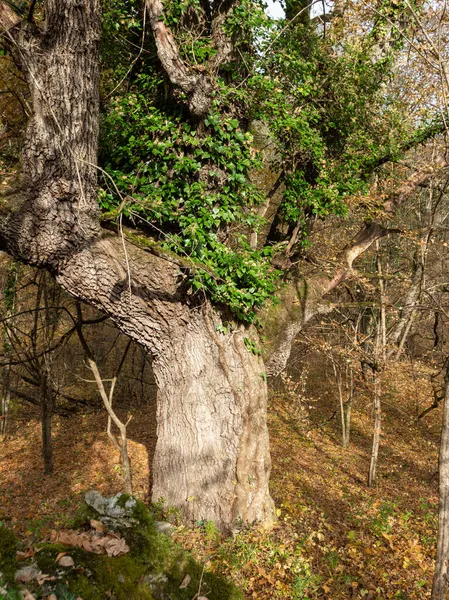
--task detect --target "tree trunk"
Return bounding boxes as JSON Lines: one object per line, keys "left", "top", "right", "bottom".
{"left": 0, "top": 0, "right": 277, "bottom": 531}
{"left": 343, "top": 366, "right": 353, "bottom": 448}
{"left": 40, "top": 370, "right": 54, "bottom": 475}
{"left": 151, "top": 309, "right": 274, "bottom": 531}
{"left": 51, "top": 233, "right": 276, "bottom": 531}
{"left": 343, "top": 400, "right": 352, "bottom": 449}
{"left": 0, "top": 365, "right": 11, "bottom": 438}
{"left": 368, "top": 372, "right": 381, "bottom": 487}
{"left": 432, "top": 364, "right": 449, "bottom": 600}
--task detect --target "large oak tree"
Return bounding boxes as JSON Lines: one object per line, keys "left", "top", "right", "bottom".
{"left": 0, "top": 0, "right": 445, "bottom": 530}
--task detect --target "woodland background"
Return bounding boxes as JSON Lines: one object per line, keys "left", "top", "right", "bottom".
{"left": 2, "top": 0, "right": 449, "bottom": 598}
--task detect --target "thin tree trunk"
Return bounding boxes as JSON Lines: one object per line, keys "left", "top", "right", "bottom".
{"left": 343, "top": 366, "right": 353, "bottom": 448}
{"left": 75, "top": 304, "right": 134, "bottom": 495}
{"left": 368, "top": 371, "right": 381, "bottom": 487}
{"left": 0, "top": 364, "right": 11, "bottom": 438}
{"left": 1, "top": 263, "right": 18, "bottom": 438}
{"left": 431, "top": 363, "right": 449, "bottom": 600}
{"left": 343, "top": 400, "right": 352, "bottom": 448}
{"left": 87, "top": 358, "right": 133, "bottom": 496}
{"left": 332, "top": 360, "right": 347, "bottom": 448}
{"left": 40, "top": 370, "right": 54, "bottom": 475}
{"left": 368, "top": 247, "right": 385, "bottom": 487}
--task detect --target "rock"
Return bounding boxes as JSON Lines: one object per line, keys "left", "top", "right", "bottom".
{"left": 179, "top": 574, "right": 191, "bottom": 589}
{"left": 58, "top": 556, "right": 75, "bottom": 567}
{"left": 144, "top": 572, "right": 168, "bottom": 585}
{"left": 84, "top": 490, "right": 138, "bottom": 529}
{"left": 14, "top": 565, "right": 40, "bottom": 583}
{"left": 154, "top": 521, "right": 173, "bottom": 536}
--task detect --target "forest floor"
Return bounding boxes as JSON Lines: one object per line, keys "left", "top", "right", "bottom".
{"left": 0, "top": 360, "right": 442, "bottom": 599}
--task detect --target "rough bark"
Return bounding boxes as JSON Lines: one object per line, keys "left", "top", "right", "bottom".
{"left": 151, "top": 309, "right": 274, "bottom": 530}
{"left": 0, "top": 2, "right": 20, "bottom": 33}
{"left": 0, "top": 0, "right": 101, "bottom": 266}
{"left": 145, "top": 0, "right": 236, "bottom": 117}
{"left": 432, "top": 363, "right": 449, "bottom": 600}
{"left": 146, "top": 0, "right": 213, "bottom": 116}
{"left": 58, "top": 240, "right": 275, "bottom": 528}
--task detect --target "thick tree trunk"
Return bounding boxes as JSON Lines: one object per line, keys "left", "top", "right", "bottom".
{"left": 0, "top": 0, "right": 101, "bottom": 266}
{"left": 50, "top": 234, "right": 275, "bottom": 530}
{"left": 432, "top": 364, "right": 449, "bottom": 600}
{"left": 151, "top": 309, "right": 274, "bottom": 531}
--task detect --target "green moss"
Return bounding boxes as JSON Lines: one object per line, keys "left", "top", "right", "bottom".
{"left": 36, "top": 545, "right": 152, "bottom": 600}
{"left": 124, "top": 495, "right": 153, "bottom": 529}
{"left": 0, "top": 525, "right": 18, "bottom": 583}
{"left": 69, "top": 555, "right": 152, "bottom": 600}
{"left": 34, "top": 495, "right": 242, "bottom": 600}
{"left": 67, "top": 502, "right": 98, "bottom": 529}
{"left": 123, "top": 524, "right": 242, "bottom": 599}
{"left": 116, "top": 493, "right": 132, "bottom": 508}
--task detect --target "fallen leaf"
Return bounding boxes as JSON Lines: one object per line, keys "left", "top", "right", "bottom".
{"left": 16, "top": 549, "right": 35, "bottom": 561}
{"left": 104, "top": 536, "right": 129, "bottom": 557}
{"left": 90, "top": 519, "right": 105, "bottom": 533}
{"left": 179, "top": 574, "right": 191, "bottom": 589}
{"left": 55, "top": 552, "right": 67, "bottom": 563}
{"left": 36, "top": 572, "right": 56, "bottom": 585}
{"left": 51, "top": 529, "right": 129, "bottom": 556}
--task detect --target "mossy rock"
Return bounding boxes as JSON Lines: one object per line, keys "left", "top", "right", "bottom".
{"left": 33, "top": 493, "right": 242, "bottom": 600}
{"left": 0, "top": 524, "right": 18, "bottom": 584}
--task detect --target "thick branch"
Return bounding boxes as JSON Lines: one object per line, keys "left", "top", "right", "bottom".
{"left": 264, "top": 153, "right": 449, "bottom": 376}
{"left": 146, "top": 0, "right": 213, "bottom": 116}
{"left": 385, "top": 157, "right": 448, "bottom": 214}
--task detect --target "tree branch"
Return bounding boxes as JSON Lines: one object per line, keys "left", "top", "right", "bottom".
{"left": 0, "top": 1, "right": 21, "bottom": 32}
{"left": 145, "top": 0, "right": 213, "bottom": 116}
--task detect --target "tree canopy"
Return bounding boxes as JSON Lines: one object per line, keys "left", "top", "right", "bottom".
{"left": 96, "top": 0, "right": 441, "bottom": 323}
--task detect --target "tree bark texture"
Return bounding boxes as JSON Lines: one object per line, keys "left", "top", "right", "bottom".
{"left": 60, "top": 236, "right": 275, "bottom": 528}
{"left": 432, "top": 364, "right": 449, "bottom": 600}
{"left": 0, "top": 0, "right": 101, "bottom": 267}
{"left": 151, "top": 309, "right": 274, "bottom": 530}
{"left": 52, "top": 222, "right": 275, "bottom": 530}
